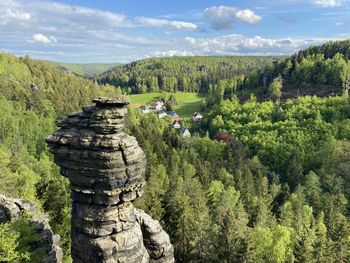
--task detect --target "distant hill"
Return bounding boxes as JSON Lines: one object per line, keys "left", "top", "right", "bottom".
{"left": 97, "top": 56, "right": 283, "bottom": 94}
{"left": 0, "top": 53, "right": 120, "bottom": 116}
{"left": 48, "top": 62, "right": 120, "bottom": 77}
{"left": 238, "top": 40, "right": 350, "bottom": 100}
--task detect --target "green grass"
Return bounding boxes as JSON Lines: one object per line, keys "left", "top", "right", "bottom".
{"left": 128, "top": 92, "right": 207, "bottom": 118}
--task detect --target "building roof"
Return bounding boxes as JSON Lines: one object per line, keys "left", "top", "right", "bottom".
{"left": 168, "top": 111, "right": 179, "bottom": 117}
{"left": 172, "top": 121, "right": 181, "bottom": 128}
{"left": 180, "top": 128, "right": 191, "bottom": 137}
{"left": 193, "top": 112, "right": 203, "bottom": 117}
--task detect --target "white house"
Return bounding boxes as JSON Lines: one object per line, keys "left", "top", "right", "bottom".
{"left": 150, "top": 100, "right": 165, "bottom": 112}
{"left": 180, "top": 128, "right": 191, "bottom": 138}
{"left": 192, "top": 112, "right": 203, "bottom": 122}
{"left": 158, "top": 112, "right": 167, "bottom": 119}
{"left": 172, "top": 121, "right": 181, "bottom": 129}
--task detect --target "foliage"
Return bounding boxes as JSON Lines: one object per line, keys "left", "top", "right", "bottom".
{"left": 98, "top": 56, "right": 280, "bottom": 94}
{"left": 0, "top": 52, "right": 120, "bottom": 262}
{"left": 0, "top": 215, "right": 47, "bottom": 263}
{"left": 240, "top": 40, "right": 350, "bottom": 98}
{"left": 0, "top": 223, "right": 27, "bottom": 262}
{"left": 0, "top": 52, "right": 120, "bottom": 117}
{"left": 2, "top": 41, "right": 350, "bottom": 262}
{"left": 269, "top": 75, "right": 283, "bottom": 102}
{"left": 49, "top": 62, "right": 119, "bottom": 77}
{"left": 130, "top": 91, "right": 350, "bottom": 262}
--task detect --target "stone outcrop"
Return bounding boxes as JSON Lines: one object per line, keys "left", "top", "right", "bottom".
{"left": 46, "top": 98, "right": 174, "bottom": 263}
{"left": 0, "top": 195, "right": 63, "bottom": 263}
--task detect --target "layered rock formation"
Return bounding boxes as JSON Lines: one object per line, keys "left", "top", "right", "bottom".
{"left": 0, "top": 195, "right": 63, "bottom": 263}
{"left": 46, "top": 98, "right": 174, "bottom": 263}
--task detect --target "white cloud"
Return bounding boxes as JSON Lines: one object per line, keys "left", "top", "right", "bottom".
{"left": 203, "top": 6, "right": 261, "bottom": 30}
{"left": 236, "top": 10, "right": 262, "bottom": 24}
{"left": 27, "top": 33, "right": 57, "bottom": 44}
{"left": 134, "top": 17, "right": 198, "bottom": 31}
{"left": 185, "top": 37, "right": 196, "bottom": 45}
{"left": 0, "top": 0, "right": 31, "bottom": 27}
{"left": 0, "top": 0, "right": 347, "bottom": 62}
{"left": 0, "top": 0, "right": 202, "bottom": 62}
{"left": 289, "top": 0, "right": 346, "bottom": 7}
{"left": 183, "top": 34, "right": 317, "bottom": 55}
{"left": 27, "top": 1, "right": 129, "bottom": 31}
{"left": 311, "top": 0, "right": 345, "bottom": 7}
{"left": 147, "top": 50, "right": 194, "bottom": 58}
{"left": 0, "top": 0, "right": 197, "bottom": 33}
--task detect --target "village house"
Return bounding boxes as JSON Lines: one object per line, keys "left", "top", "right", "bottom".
{"left": 192, "top": 112, "right": 203, "bottom": 122}
{"left": 158, "top": 111, "right": 167, "bottom": 119}
{"left": 172, "top": 121, "right": 181, "bottom": 129}
{"left": 150, "top": 99, "right": 165, "bottom": 112}
{"left": 179, "top": 128, "right": 191, "bottom": 138}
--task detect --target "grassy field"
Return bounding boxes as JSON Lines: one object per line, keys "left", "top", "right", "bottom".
{"left": 128, "top": 92, "right": 207, "bottom": 118}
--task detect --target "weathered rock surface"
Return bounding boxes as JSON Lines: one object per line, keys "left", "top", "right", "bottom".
{"left": 0, "top": 195, "right": 63, "bottom": 263}
{"left": 46, "top": 98, "right": 174, "bottom": 263}
{"left": 135, "top": 209, "right": 174, "bottom": 263}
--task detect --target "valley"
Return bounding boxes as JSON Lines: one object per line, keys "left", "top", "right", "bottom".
{"left": 1, "top": 39, "right": 350, "bottom": 263}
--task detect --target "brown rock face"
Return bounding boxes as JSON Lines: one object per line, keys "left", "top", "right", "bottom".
{"left": 46, "top": 98, "right": 174, "bottom": 263}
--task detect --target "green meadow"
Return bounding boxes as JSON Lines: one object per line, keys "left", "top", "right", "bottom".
{"left": 128, "top": 92, "right": 207, "bottom": 118}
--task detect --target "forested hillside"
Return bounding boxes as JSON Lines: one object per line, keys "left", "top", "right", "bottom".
{"left": 98, "top": 56, "right": 281, "bottom": 94}
{"left": 1, "top": 40, "right": 350, "bottom": 263}
{"left": 131, "top": 93, "right": 350, "bottom": 262}
{"left": 0, "top": 53, "right": 120, "bottom": 116}
{"left": 238, "top": 40, "right": 350, "bottom": 99}
{"left": 0, "top": 53, "right": 120, "bottom": 262}
{"left": 48, "top": 62, "right": 119, "bottom": 77}
{"left": 122, "top": 41, "right": 350, "bottom": 262}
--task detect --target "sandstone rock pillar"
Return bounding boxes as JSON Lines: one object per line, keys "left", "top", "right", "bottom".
{"left": 46, "top": 98, "right": 174, "bottom": 263}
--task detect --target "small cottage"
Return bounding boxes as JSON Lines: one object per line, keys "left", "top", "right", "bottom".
{"left": 192, "top": 112, "right": 203, "bottom": 122}
{"left": 158, "top": 112, "right": 167, "bottom": 119}
{"left": 150, "top": 100, "right": 165, "bottom": 112}
{"left": 172, "top": 121, "right": 181, "bottom": 129}
{"left": 180, "top": 128, "right": 191, "bottom": 138}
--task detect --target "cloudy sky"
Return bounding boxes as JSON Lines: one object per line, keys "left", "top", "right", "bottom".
{"left": 1, "top": 0, "right": 350, "bottom": 63}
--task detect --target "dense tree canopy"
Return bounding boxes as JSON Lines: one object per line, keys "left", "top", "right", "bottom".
{"left": 98, "top": 56, "right": 281, "bottom": 94}
{"left": 238, "top": 40, "right": 350, "bottom": 99}
{"left": 0, "top": 53, "right": 120, "bottom": 262}
{"left": 128, "top": 90, "right": 350, "bottom": 262}
{"left": 1, "top": 40, "right": 350, "bottom": 262}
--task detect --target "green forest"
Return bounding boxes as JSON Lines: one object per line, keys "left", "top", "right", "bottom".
{"left": 239, "top": 40, "right": 350, "bottom": 99}
{"left": 98, "top": 41, "right": 350, "bottom": 102}
{"left": 47, "top": 62, "right": 119, "bottom": 77}
{"left": 1, "top": 40, "right": 350, "bottom": 263}
{"left": 0, "top": 53, "right": 120, "bottom": 262}
{"left": 98, "top": 56, "right": 281, "bottom": 94}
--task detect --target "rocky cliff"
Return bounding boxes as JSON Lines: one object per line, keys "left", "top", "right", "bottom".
{"left": 46, "top": 98, "right": 174, "bottom": 263}
{"left": 0, "top": 195, "right": 63, "bottom": 263}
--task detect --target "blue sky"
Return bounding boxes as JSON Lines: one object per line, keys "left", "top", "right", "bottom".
{"left": 1, "top": 0, "right": 349, "bottom": 63}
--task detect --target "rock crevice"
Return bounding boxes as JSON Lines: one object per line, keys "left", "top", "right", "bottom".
{"left": 46, "top": 98, "right": 174, "bottom": 263}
